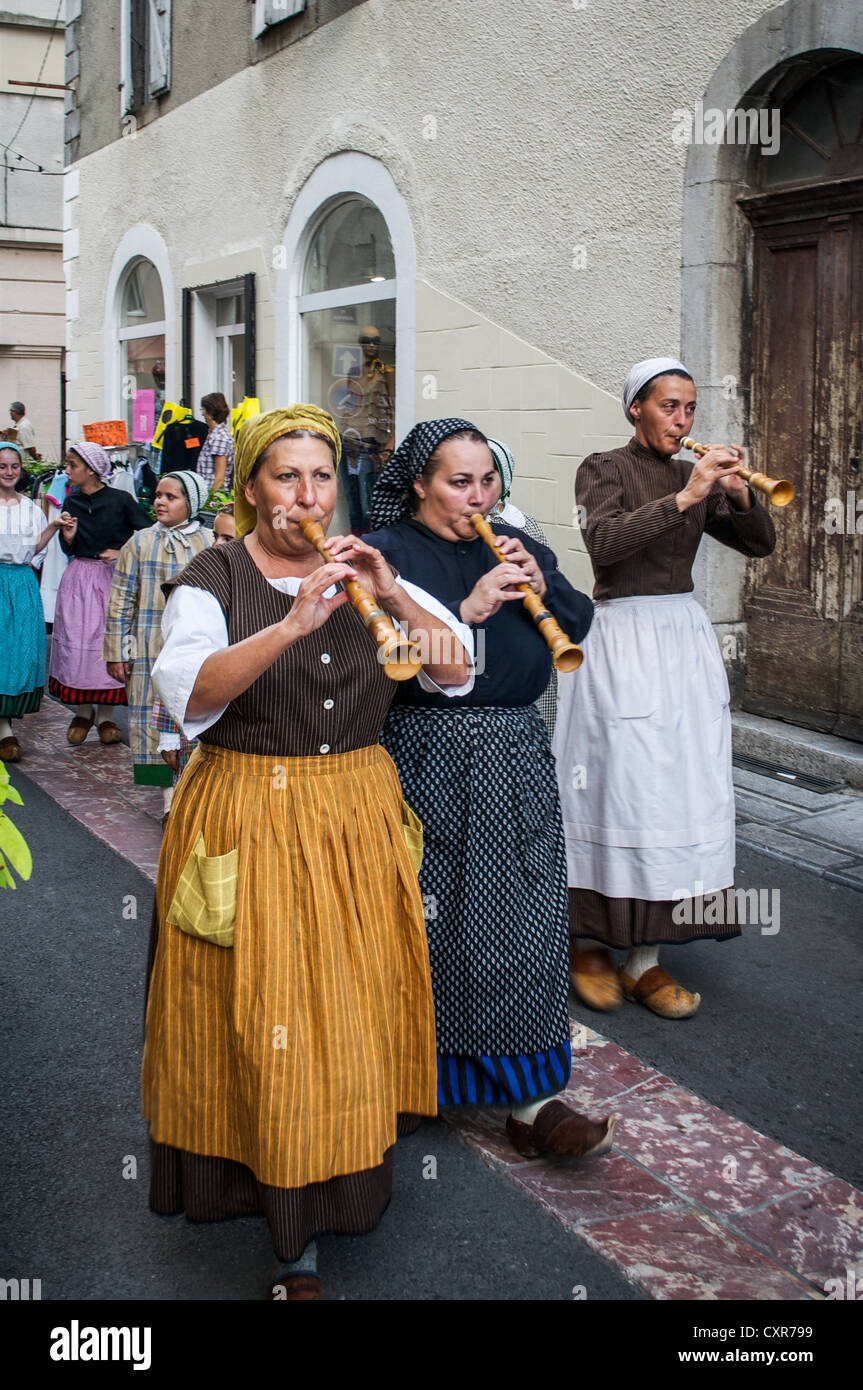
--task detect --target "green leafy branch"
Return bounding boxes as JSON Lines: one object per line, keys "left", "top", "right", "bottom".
{"left": 0, "top": 764, "right": 32, "bottom": 890}
{"left": 204, "top": 487, "right": 234, "bottom": 512}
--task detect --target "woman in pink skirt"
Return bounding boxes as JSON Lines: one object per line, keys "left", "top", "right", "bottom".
{"left": 48, "top": 441, "right": 150, "bottom": 745}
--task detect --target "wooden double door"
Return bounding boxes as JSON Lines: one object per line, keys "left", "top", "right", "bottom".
{"left": 740, "top": 177, "right": 863, "bottom": 741}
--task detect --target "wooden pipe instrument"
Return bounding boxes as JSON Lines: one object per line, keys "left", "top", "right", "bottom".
{"left": 470, "top": 513, "right": 583, "bottom": 672}
{"left": 679, "top": 437, "right": 795, "bottom": 507}
{"left": 299, "top": 519, "right": 423, "bottom": 681}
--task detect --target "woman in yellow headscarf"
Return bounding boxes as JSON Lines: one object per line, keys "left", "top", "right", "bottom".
{"left": 143, "top": 407, "right": 474, "bottom": 1299}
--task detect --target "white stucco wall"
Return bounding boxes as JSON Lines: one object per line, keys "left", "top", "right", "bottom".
{"left": 414, "top": 280, "right": 629, "bottom": 593}
{"left": 66, "top": 0, "right": 855, "bottom": 607}
{"left": 66, "top": 0, "right": 786, "bottom": 417}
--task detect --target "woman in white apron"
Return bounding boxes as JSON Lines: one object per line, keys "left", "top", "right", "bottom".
{"left": 553, "top": 358, "right": 776, "bottom": 1019}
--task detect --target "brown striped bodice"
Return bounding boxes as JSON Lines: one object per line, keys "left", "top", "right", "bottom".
{"left": 576, "top": 439, "right": 775, "bottom": 601}
{"left": 166, "top": 538, "right": 396, "bottom": 756}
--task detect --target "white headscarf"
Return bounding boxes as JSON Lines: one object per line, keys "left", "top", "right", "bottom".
{"left": 622, "top": 357, "right": 691, "bottom": 423}
{"left": 155, "top": 470, "right": 208, "bottom": 556}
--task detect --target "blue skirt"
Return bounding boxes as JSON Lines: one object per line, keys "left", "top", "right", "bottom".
{"left": 0, "top": 563, "right": 46, "bottom": 718}
{"left": 381, "top": 704, "right": 571, "bottom": 1107}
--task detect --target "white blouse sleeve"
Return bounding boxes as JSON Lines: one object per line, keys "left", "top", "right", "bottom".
{"left": 151, "top": 586, "right": 230, "bottom": 740}
{"left": 28, "top": 500, "right": 48, "bottom": 570}
{"left": 395, "top": 577, "right": 476, "bottom": 698}
{"left": 151, "top": 574, "right": 477, "bottom": 739}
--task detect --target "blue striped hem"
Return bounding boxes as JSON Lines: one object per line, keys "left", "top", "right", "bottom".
{"left": 437, "top": 1041, "right": 572, "bottom": 1106}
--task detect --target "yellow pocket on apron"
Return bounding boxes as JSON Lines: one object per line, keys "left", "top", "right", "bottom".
{"left": 401, "top": 801, "right": 423, "bottom": 874}
{"left": 167, "top": 831, "right": 238, "bottom": 947}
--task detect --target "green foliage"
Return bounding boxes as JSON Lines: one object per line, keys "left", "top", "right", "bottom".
{"left": 204, "top": 488, "right": 234, "bottom": 513}
{"left": 22, "top": 459, "right": 60, "bottom": 480}
{"left": 0, "top": 764, "right": 32, "bottom": 890}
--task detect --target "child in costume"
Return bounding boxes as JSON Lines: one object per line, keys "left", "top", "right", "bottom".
{"left": 152, "top": 503, "right": 235, "bottom": 808}
{"left": 103, "top": 471, "right": 212, "bottom": 815}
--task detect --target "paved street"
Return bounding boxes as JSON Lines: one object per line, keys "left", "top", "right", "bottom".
{"left": 2, "top": 701, "right": 861, "bottom": 1300}
{"left": 1, "top": 770, "right": 639, "bottom": 1302}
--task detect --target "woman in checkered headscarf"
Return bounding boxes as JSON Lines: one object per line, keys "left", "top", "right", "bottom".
{"left": 367, "top": 419, "right": 612, "bottom": 1162}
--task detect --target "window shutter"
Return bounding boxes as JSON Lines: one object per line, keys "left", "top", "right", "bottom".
{"left": 181, "top": 287, "right": 192, "bottom": 407}
{"left": 255, "top": 1, "right": 306, "bottom": 38}
{"left": 243, "top": 274, "right": 256, "bottom": 399}
{"left": 148, "top": 0, "right": 171, "bottom": 97}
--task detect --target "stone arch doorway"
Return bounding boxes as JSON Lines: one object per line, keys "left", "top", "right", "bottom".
{"left": 739, "top": 55, "right": 863, "bottom": 739}
{"left": 681, "top": 2, "right": 863, "bottom": 740}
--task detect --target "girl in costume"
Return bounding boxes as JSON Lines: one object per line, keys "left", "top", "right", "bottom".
{"left": 48, "top": 441, "right": 150, "bottom": 745}
{"left": 103, "top": 471, "right": 212, "bottom": 816}
{"left": 0, "top": 443, "right": 59, "bottom": 762}
{"left": 151, "top": 504, "right": 235, "bottom": 798}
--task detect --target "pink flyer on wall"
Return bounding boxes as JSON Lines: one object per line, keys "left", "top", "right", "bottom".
{"left": 132, "top": 388, "right": 156, "bottom": 443}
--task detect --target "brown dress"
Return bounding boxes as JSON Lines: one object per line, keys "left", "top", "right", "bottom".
{"left": 143, "top": 539, "right": 437, "bottom": 1259}
{"left": 564, "top": 438, "right": 775, "bottom": 948}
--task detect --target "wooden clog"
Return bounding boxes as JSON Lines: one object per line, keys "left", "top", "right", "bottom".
{"left": 570, "top": 944, "right": 621, "bottom": 1012}
{"left": 0, "top": 736, "right": 21, "bottom": 763}
{"left": 506, "top": 1100, "right": 615, "bottom": 1160}
{"left": 619, "top": 964, "right": 701, "bottom": 1019}
{"left": 269, "top": 1273, "right": 323, "bottom": 1300}
{"left": 66, "top": 713, "right": 94, "bottom": 745}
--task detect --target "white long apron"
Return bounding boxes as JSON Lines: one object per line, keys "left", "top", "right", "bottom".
{"left": 552, "top": 593, "right": 735, "bottom": 900}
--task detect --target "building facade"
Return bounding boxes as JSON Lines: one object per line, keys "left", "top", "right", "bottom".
{"left": 64, "top": 0, "right": 863, "bottom": 738}
{"left": 0, "top": 0, "right": 66, "bottom": 461}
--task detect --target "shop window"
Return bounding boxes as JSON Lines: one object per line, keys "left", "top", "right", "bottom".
{"left": 184, "top": 276, "right": 254, "bottom": 411}
{"left": 299, "top": 197, "right": 396, "bottom": 531}
{"left": 117, "top": 257, "right": 167, "bottom": 441}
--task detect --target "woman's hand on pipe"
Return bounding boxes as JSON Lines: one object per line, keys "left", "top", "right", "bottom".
{"left": 284, "top": 560, "right": 355, "bottom": 638}
{"left": 316, "top": 534, "right": 399, "bottom": 604}
{"left": 487, "top": 534, "right": 548, "bottom": 596}
{"left": 460, "top": 564, "right": 528, "bottom": 625}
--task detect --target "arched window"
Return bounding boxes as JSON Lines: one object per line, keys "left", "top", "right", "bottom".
{"left": 277, "top": 156, "right": 416, "bottom": 535}
{"left": 297, "top": 194, "right": 397, "bottom": 530}
{"left": 759, "top": 55, "right": 863, "bottom": 189}
{"left": 117, "top": 256, "right": 167, "bottom": 440}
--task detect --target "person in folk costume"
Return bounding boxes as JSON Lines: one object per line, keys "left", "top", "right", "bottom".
{"left": 47, "top": 441, "right": 151, "bottom": 745}
{"left": 0, "top": 442, "right": 61, "bottom": 763}
{"left": 485, "top": 437, "right": 558, "bottom": 739}
{"left": 102, "top": 471, "right": 213, "bottom": 818}
{"left": 152, "top": 505, "right": 236, "bottom": 795}
{"left": 366, "top": 418, "right": 614, "bottom": 1161}
{"left": 554, "top": 358, "right": 776, "bottom": 1019}
{"left": 144, "top": 406, "right": 474, "bottom": 1300}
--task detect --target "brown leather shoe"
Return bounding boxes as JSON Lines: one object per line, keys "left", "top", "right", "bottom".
{"left": 97, "top": 719, "right": 123, "bottom": 745}
{"left": 67, "top": 713, "right": 94, "bottom": 745}
{"left": 0, "top": 736, "right": 22, "bottom": 763}
{"left": 570, "top": 944, "right": 621, "bottom": 1012}
{"left": 619, "top": 964, "right": 701, "bottom": 1019}
{"left": 506, "top": 1099, "right": 615, "bottom": 1160}
{"left": 268, "top": 1273, "right": 323, "bottom": 1300}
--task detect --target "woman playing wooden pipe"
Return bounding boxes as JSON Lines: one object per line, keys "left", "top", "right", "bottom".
{"left": 366, "top": 419, "right": 610, "bottom": 1161}
{"left": 144, "top": 406, "right": 473, "bottom": 1300}
{"left": 553, "top": 358, "right": 776, "bottom": 1020}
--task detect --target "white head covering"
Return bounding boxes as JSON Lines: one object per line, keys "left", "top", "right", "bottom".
{"left": 622, "top": 357, "right": 691, "bottom": 423}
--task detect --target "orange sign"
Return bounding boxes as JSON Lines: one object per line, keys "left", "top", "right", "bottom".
{"left": 82, "top": 420, "right": 128, "bottom": 447}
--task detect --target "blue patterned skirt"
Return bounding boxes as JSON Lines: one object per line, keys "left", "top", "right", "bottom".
{"left": 381, "top": 704, "right": 571, "bottom": 1106}
{"left": 0, "top": 562, "right": 46, "bottom": 718}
